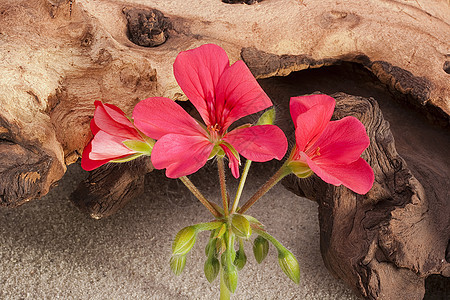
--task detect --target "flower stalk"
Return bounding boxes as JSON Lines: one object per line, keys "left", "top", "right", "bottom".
{"left": 217, "top": 157, "right": 229, "bottom": 217}
{"left": 231, "top": 159, "right": 252, "bottom": 214}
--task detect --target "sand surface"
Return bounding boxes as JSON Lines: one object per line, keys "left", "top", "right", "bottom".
{"left": 0, "top": 160, "right": 359, "bottom": 299}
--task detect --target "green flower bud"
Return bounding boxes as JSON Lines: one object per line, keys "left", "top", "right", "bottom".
{"left": 221, "top": 252, "right": 238, "bottom": 293}
{"left": 205, "top": 238, "right": 215, "bottom": 257}
{"left": 172, "top": 226, "right": 197, "bottom": 256}
{"left": 231, "top": 214, "right": 252, "bottom": 239}
{"left": 278, "top": 250, "right": 300, "bottom": 284}
{"left": 234, "top": 240, "right": 247, "bottom": 271}
{"left": 204, "top": 257, "right": 220, "bottom": 283}
{"left": 253, "top": 235, "right": 269, "bottom": 264}
{"left": 256, "top": 108, "right": 276, "bottom": 125}
{"left": 170, "top": 255, "right": 186, "bottom": 276}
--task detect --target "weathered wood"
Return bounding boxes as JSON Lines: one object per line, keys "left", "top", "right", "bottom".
{"left": 71, "top": 156, "right": 153, "bottom": 219}
{"left": 1, "top": 0, "right": 448, "bottom": 206}
{"left": 283, "top": 92, "right": 450, "bottom": 299}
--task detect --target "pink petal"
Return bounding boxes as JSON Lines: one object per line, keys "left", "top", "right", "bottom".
{"left": 132, "top": 97, "right": 207, "bottom": 140}
{"left": 215, "top": 60, "right": 272, "bottom": 130}
{"left": 89, "top": 131, "right": 136, "bottom": 160}
{"left": 80, "top": 140, "right": 128, "bottom": 171}
{"left": 90, "top": 116, "right": 100, "bottom": 135}
{"left": 294, "top": 104, "right": 335, "bottom": 152}
{"left": 302, "top": 153, "right": 374, "bottom": 194}
{"left": 173, "top": 44, "right": 230, "bottom": 126}
{"left": 220, "top": 144, "right": 240, "bottom": 178}
{"left": 311, "top": 116, "right": 370, "bottom": 165}
{"left": 151, "top": 133, "right": 214, "bottom": 178}
{"left": 93, "top": 101, "right": 141, "bottom": 140}
{"left": 290, "top": 95, "right": 335, "bottom": 129}
{"left": 223, "top": 125, "right": 287, "bottom": 162}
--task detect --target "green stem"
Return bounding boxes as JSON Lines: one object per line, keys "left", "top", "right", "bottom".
{"left": 252, "top": 226, "right": 284, "bottom": 250}
{"left": 239, "top": 163, "right": 291, "bottom": 214}
{"left": 231, "top": 159, "right": 252, "bottom": 214}
{"left": 217, "top": 157, "right": 228, "bottom": 217}
{"left": 179, "top": 176, "right": 222, "bottom": 219}
{"left": 219, "top": 267, "right": 231, "bottom": 300}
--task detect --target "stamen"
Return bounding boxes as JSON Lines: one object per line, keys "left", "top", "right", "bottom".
{"left": 207, "top": 123, "right": 222, "bottom": 141}
{"left": 315, "top": 147, "right": 321, "bottom": 156}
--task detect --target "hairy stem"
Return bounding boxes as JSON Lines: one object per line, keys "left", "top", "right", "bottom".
{"left": 217, "top": 157, "right": 228, "bottom": 217}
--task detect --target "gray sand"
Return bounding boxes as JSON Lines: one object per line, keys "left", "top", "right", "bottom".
{"left": 0, "top": 161, "right": 358, "bottom": 299}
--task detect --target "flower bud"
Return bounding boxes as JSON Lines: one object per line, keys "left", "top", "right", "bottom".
{"left": 278, "top": 250, "right": 300, "bottom": 284}
{"left": 231, "top": 214, "right": 251, "bottom": 239}
{"left": 221, "top": 252, "right": 238, "bottom": 293}
{"left": 234, "top": 242, "right": 247, "bottom": 271}
{"left": 170, "top": 255, "right": 186, "bottom": 276}
{"left": 253, "top": 235, "right": 269, "bottom": 264}
{"left": 204, "top": 257, "right": 220, "bottom": 283}
{"left": 205, "top": 238, "right": 216, "bottom": 257}
{"left": 172, "top": 226, "right": 197, "bottom": 256}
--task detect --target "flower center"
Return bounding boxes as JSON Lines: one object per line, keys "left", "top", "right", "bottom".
{"left": 207, "top": 123, "right": 222, "bottom": 142}
{"left": 307, "top": 147, "right": 321, "bottom": 159}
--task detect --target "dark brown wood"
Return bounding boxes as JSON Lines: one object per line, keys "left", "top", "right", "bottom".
{"left": 71, "top": 156, "right": 153, "bottom": 219}
{"left": 282, "top": 92, "right": 450, "bottom": 300}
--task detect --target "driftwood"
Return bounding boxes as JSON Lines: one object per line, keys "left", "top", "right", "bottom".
{"left": 0, "top": 0, "right": 448, "bottom": 206}
{"left": 0, "top": 0, "right": 449, "bottom": 298}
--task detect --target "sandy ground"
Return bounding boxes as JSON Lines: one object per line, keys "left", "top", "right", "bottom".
{"left": 0, "top": 159, "right": 359, "bottom": 300}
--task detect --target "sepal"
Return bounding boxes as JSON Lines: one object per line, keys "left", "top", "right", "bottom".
{"left": 256, "top": 108, "right": 275, "bottom": 125}
{"left": 287, "top": 160, "right": 313, "bottom": 178}
{"left": 170, "top": 255, "right": 186, "bottom": 276}
{"left": 123, "top": 139, "right": 153, "bottom": 155}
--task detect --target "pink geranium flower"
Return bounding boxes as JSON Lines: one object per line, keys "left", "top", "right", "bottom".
{"left": 287, "top": 94, "right": 374, "bottom": 194}
{"left": 133, "top": 44, "right": 287, "bottom": 178}
{"left": 81, "top": 101, "right": 153, "bottom": 171}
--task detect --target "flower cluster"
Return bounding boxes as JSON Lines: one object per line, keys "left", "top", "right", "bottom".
{"left": 81, "top": 44, "right": 374, "bottom": 299}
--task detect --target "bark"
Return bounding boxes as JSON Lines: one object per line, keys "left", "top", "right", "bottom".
{"left": 71, "top": 156, "right": 153, "bottom": 219}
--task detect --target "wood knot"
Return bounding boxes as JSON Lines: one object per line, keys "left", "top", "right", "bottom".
{"left": 443, "top": 60, "right": 450, "bottom": 74}
{"left": 123, "top": 8, "right": 171, "bottom": 47}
